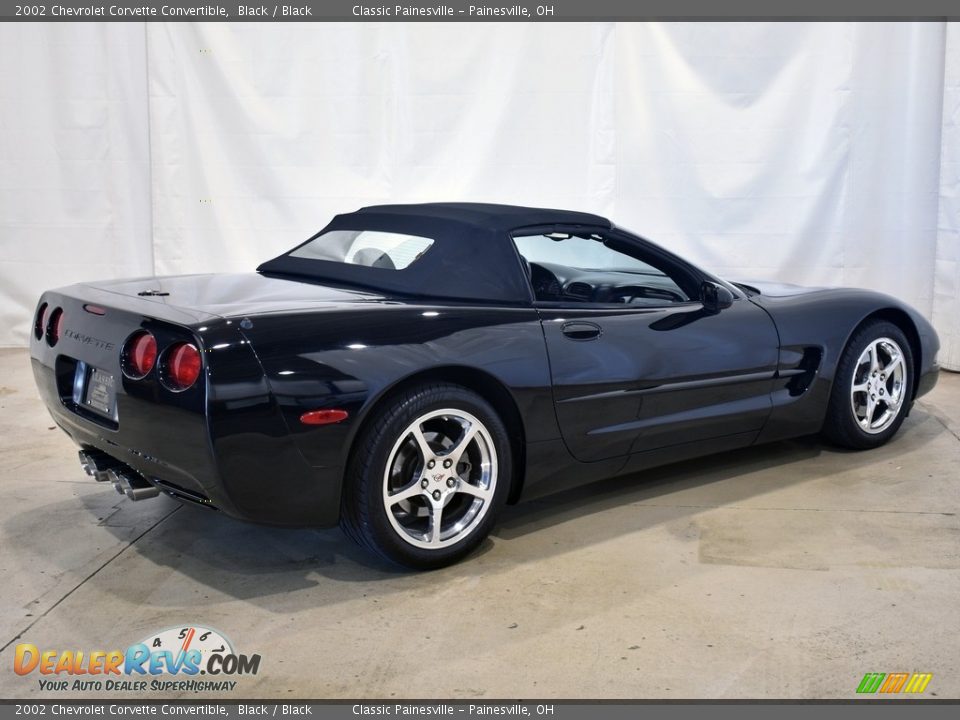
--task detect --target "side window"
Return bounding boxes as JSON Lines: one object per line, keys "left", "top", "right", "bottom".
{"left": 513, "top": 232, "right": 697, "bottom": 306}
{"left": 290, "top": 230, "right": 434, "bottom": 270}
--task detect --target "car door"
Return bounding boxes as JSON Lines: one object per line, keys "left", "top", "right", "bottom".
{"left": 515, "top": 228, "right": 780, "bottom": 463}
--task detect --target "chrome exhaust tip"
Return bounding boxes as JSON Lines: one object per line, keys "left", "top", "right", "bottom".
{"left": 78, "top": 449, "right": 121, "bottom": 482}
{"left": 104, "top": 468, "right": 160, "bottom": 502}
{"left": 81, "top": 450, "right": 160, "bottom": 501}
{"left": 78, "top": 450, "right": 102, "bottom": 478}
{"left": 78, "top": 451, "right": 96, "bottom": 477}
{"left": 125, "top": 485, "right": 161, "bottom": 501}
{"left": 105, "top": 468, "right": 126, "bottom": 495}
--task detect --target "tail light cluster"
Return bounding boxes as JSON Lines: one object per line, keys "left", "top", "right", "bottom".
{"left": 35, "top": 303, "right": 65, "bottom": 347}
{"left": 34, "top": 303, "right": 48, "bottom": 341}
{"left": 164, "top": 342, "right": 202, "bottom": 391}
{"left": 123, "top": 332, "right": 157, "bottom": 379}
{"left": 122, "top": 331, "right": 202, "bottom": 391}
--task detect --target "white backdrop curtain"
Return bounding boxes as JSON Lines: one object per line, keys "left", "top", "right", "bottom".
{"left": 1, "top": 22, "right": 958, "bottom": 369}
{"left": 0, "top": 23, "right": 153, "bottom": 344}
{"left": 934, "top": 23, "right": 960, "bottom": 371}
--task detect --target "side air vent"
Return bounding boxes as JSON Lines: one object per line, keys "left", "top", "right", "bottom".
{"left": 566, "top": 282, "right": 592, "bottom": 300}
{"left": 787, "top": 347, "right": 824, "bottom": 396}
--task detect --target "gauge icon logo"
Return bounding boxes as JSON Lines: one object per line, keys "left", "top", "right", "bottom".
{"left": 139, "top": 625, "right": 234, "bottom": 668}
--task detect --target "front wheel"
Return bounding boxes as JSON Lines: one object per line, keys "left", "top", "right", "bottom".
{"left": 340, "top": 383, "right": 511, "bottom": 569}
{"left": 822, "top": 320, "right": 913, "bottom": 450}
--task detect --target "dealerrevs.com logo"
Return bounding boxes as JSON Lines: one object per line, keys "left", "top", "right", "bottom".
{"left": 13, "top": 626, "right": 261, "bottom": 693}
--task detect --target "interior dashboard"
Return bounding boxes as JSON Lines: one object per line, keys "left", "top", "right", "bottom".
{"left": 527, "top": 261, "right": 690, "bottom": 306}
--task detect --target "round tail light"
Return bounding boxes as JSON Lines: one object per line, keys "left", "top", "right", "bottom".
{"left": 34, "top": 302, "right": 48, "bottom": 341}
{"left": 46, "top": 307, "right": 64, "bottom": 347}
{"left": 122, "top": 331, "right": 157, "bottom": 379}
{"left": 163, "top": 342, "right": 202, "bottom": 391}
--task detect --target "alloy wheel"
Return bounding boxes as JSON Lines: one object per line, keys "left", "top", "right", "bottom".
{"left": 850, "top": 337, "right": 907, "bottom": 434}
{"left": 382, "top": 408, "right": 498, "bottom": 549}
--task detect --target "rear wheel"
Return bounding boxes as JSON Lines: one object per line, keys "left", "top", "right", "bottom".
{"left": 822, "top": 320, "right": 913, "bottom": 449}
{"left": 340, "top": 383, "right": 511, "bottom": 569}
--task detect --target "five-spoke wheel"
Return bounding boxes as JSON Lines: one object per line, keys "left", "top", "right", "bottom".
{"left": 383, "top": 409, "right": 497, "bottom": 549}
{"left": 340, "top": 383, "right": 511, "bottom": 569}
{"left": 849, "top": 338, "right": 907, "bottom": 435}
{"left": 824, "top": 320, "right": 913, "bottom": 449}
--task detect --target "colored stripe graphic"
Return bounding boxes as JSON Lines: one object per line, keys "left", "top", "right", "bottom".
{"left": 904, "top": 673, "right": 933, "bottom": 693}
{"left": 857, "top": 672, "right": 932, "bottom": 694}
{"left": 879, "top": 672, "right": 909, "bottom": 693}
{"left": 857, "top": 673, "right": 886, "bottom": 694}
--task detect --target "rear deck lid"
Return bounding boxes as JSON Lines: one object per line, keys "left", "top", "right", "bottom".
{"left": 80, "top": 272, "right": 385, "bottom": 323}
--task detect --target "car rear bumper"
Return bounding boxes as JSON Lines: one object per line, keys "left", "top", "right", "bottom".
{"left": 34, "top": 351, "right": 225, "bottom": 496}
{"left": 36, "top": 355, "right": 345, "bottom": 527}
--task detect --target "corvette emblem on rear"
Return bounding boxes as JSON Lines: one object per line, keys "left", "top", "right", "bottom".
{"left": 64, "top": 329, "right": 115, "bottom": 352}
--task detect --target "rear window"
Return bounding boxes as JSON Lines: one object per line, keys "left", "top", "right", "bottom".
{"left": 289, "top": 230, "right": 434, "bottom": 270}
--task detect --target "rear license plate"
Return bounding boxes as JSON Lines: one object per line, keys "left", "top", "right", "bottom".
{"left": 85, "top": 368, "right": 116, "bottom": 417}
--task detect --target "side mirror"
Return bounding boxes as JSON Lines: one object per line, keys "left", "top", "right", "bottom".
{"left": 701, "top": 281, "right": 734, "bottom": 313}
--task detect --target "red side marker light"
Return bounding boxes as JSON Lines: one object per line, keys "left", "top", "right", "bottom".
{"left": 83, "top": 304, "right": 107, "bottom": 316}
{"left": 300, "top": 409, "right": 349, "bottom": 426}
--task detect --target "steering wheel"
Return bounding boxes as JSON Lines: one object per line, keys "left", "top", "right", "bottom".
{"left": 529, "top": 263, "right": 562, "bottom": 300}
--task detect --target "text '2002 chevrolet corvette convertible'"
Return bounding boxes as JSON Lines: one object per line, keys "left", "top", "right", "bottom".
{"left": 31, "top": 203, "right": 940, "bottom": 568}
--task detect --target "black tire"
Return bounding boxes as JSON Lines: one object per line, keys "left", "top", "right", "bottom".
{"left": 340, "top": 383, "right": 512, "bottom": 569}
{"left": 821, "top": 320, "right": 914, "bottom": 450}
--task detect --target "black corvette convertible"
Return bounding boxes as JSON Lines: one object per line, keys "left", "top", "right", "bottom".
{"left": 31, "top": 203, "right": 939, "bottom": 568}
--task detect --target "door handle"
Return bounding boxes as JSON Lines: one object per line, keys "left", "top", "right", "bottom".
{"left": 561, "top": 321, "right": 602, "bottom": 341}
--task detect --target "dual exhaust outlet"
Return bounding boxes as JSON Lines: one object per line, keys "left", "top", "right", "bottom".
{"left": 78, "top": 450, "right": 160, "bottom": 501}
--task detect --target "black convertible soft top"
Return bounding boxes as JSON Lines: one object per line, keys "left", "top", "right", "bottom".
{"left": 257, "top": 203, "right": 612, "bottom": 303}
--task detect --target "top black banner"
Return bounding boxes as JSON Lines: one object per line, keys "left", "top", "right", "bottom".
{"left": 2, "top": 0, "right": 959, "bottom": 21}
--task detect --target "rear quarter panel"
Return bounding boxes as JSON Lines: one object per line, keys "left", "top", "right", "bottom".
{"left": 238, "top": 303, "right": 558, "bottom": 473}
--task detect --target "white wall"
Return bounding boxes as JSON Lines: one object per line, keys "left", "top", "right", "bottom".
{"left": 0, "top": 23, "right": 153, "bottom": 345}
{"left": 1, "top": 22, "right": 957, "bottom": 369}
{"left": 934, "top": 23, "right": 960, "bottom": 371}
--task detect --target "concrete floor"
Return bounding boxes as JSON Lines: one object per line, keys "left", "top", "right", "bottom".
{"left": 0, "top": 346, "right": 958, "bottom": 699}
